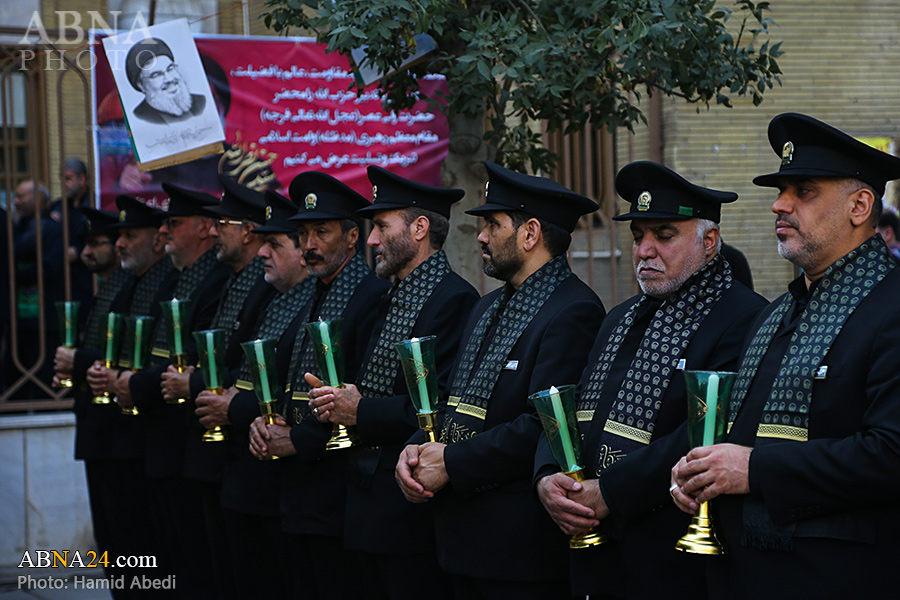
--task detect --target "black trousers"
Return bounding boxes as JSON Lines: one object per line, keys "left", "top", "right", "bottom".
{"left": 358, "top": 550, "right": 452, "bottom": 600}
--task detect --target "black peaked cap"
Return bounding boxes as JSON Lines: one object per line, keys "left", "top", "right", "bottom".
{"left": 207, "top": 175, "right": 267, "bottom": 224}
{"left": 252, "top": 190, "right": 300, "bottom": 234}
{"left": 357, "top": 166, "right": 464, "bottom": 219}
{"left": 113, "top": 195, "right": 165, "bottom": 229}
{"left": 613, "top": 161, "right": 737, "bottom": 223}
{"left": 288, "top": 171, "right": 370, "bottom": 224}
{"left": 753, "top": 113, "right": 900, "bottom": 197}
{"left": 80, "top": 207, "right": 120, "bottom": 237}
{"left": 466, "top": 161, "right": 598, "bottom": 233}
{"left": 161, "top": 183, "right": 218, "bottom": 217}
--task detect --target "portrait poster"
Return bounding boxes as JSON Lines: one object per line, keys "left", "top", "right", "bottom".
{"left": 92, "top": 32, "right": 449, "bottom": 211}
{"left": 100, "top": 18, "right": 226, "bottom": 171}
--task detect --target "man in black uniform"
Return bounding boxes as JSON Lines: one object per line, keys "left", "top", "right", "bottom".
{"left": 671, "top": 113, "right": 900, "bottom": 599}
{"left": 299, "top": 166, "right": 480, "bottom": 599}
{"left": 112, "top": 184, "right": 230, "bottom": 599}
{"left": 247, "top": 171, "right": 388, "bottom": 599}
{"left": 86, "top": 195, "right": 177, "bottom": 597}
{"left": 159, "top": 175, "right": 276, "bottom": 600}
{"left": 534, "top": 161, "right": 767, "bottom": 600}
{"left": 54, "top": 207, "right": 133, "bottom": 598}
{"left": 396, "top": 161, "right": 606, "bottom": 600}
{"left": 196, "top": 189, "right": 308, "bottom": 599}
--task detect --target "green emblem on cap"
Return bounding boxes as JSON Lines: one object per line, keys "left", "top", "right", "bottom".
{"left": 678, "top": 206, "right": 693, "bottom": 217}
{"left": 372, "top": 185, "right": 378, "bottom": 202}
{"left": 305, "top": 193, "right": 317, "bottom": 209}
{"left": 637, "top": 191, "right": 652, "bottom": 212}
{"left": 782, "top": 141, "right": 794, "bottom": 166}
{"left": 119, "top": 210, "right": 126, "bottom": 222}
{"left": 265, "top": 205, "right": 273, "bottom": 221}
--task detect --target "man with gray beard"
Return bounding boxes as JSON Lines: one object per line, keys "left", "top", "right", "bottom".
{"left": 534, "top": 161, "right": 766, "bottom": 600}
{"left": 125, "top": 37, "right": 207, "bottom": 125}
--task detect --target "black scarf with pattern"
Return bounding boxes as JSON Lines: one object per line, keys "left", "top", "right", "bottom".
{"left": 439, "top": 255, "right": 571, "bottom": 443}
{"left": 578, "top": 253, "right": 732, "bottom": 472}
{"left": 82, "top": 268, "right": 133, "bottom": 350}
{"left": 288, "top": 253, "right": 371, "bottom": 399}
{"left": 212, "top": 256, "right": 266, "bottom": 350}
{"left": 235, "top": 277, "right": 317, "bottom": 384}
{"left": 356, "top": 250, "right": 451, "bottom": 398}
{"left": 150, "top": 247, "right": 221, "bottom": 365}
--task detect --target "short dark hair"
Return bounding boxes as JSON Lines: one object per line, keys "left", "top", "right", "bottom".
{"left": 402, "top": 207, "right": 449, "bottom": 250}
{"left": 65, "top": 158, "right": 87, "bottom": 176}
{"left": 286, "top": 231, "right": 301, "bottom": 249}
{"left": 339, "top": 218, "right": 358, "bottom": 236}
{"left": 507, "top": 210, "right": 572, "bottom": 257}
{"left": 843, "top": 178, "right": 881, "bottom": 227}
{"left": 879, "top": 210, "right": 900, "bottom": 238}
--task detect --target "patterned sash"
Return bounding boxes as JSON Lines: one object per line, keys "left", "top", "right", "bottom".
{"left": 728, "top": 235, "right": 895, "bottom": 441}
{"left": 439, "top": 255, "right": 571, "bottom": 443}
{"left": 356, "top": 250, "right": 451, "bottom": 398}
{"left": 116, "top": 257, "right": 175, "bottom": 366}
{"left": 129, "top": 257, "right": 175, "bottom": 317}
{"left": 287, "top": 253, "right": 371, "bottom": 399}
{"left": 82, "top": 268, "right": 133, "bottom": 350}
{"left": 212, "top": 256, "right": 266, "bottom": 349}
{"left": 150, "top": 248, "right": 221, "bottom": 364}
{"left": 578, "top": 254, "right": 732, "bottom": 472}
{"left": 235, "top": 278, "right": 316, "bottom": 385}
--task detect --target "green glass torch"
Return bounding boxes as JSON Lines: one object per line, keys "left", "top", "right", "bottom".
{"left": 241, "top": 338, "right": 281, "bottom": 460}
{"left": 531, "top": 384, "right": 607, "bottom": 549}
{"left": 394, "top": 336, "right": 439, "bottom": 442}
{"left": 194, "top": 329, "right": 229, "bottom": 443}
{"left": 305, "top": 318, "right": 356, "bottom": 451}
{"left": 675, "top": 370, "right": 738, "bottom": 555}
{"left": 120, "top": 315, "right": 155, "bottom": 416}
{"left": 161, "top": 298, "right": 191, "bottom": 404}
{"left": 93, "top": 312, "right": 123, "bottom": 405}
{"left": 55, "top": 301, "right": 81, "bottom": 387}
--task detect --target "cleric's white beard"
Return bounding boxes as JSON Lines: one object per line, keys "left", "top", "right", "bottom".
{"left": 145, "top": 80, "right": 193, "bottom": 116}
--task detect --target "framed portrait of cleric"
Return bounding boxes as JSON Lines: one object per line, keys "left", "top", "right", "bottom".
{"left": 101, "top": 19, "right": 225, "bottom": 172}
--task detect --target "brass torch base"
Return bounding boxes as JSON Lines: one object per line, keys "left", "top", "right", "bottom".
{"left": 565, "top": 469, "right": 608, "bottom": 549}
{"left": 94, "top": 360, "right": 115, "bottom": 404}
{"left": 326, "top": 424, "right": 357, "bottom": 451}
{"left": 92, "top": 393, "right": 112, "bottom": 405}
{"left": 675, "top": 502, "right": 725, "bottom": 555}
{"left": 202, "top": 426, "right": 228, "bottom": 443}
{"left": 417, "top": 412, "right": 439, "bottom": 443}
{"left": 58, "top": 377, "right": 74, "bottom": 388}
{"left": 120, "top": 406, "right": 139, "bottom": 416}
{"left": 165, "top": 359, "right": 189, "bottom": 404}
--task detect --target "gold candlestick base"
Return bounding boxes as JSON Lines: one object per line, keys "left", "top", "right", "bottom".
{"left": 565, "top": 469, "right": 608, "bottom": 549}
{"left": 202, "top": 426, "right": 228, "bottom": 442}
{"left": 675, "top": 501, "right": 724, "bottom": 555}
{"left": 166, "top": 358, "right": 189, "bottom": 404}
{"left": 258, "top": 402, "right": 281, "bottom": 459}
{"left": 120, "top": 405, "right": 139, "bottom": 416}
{"left": 93, "top": 360, "right": 116, "bottom": 404}
{"left": 201, "top": 388, "right": 228, "bottom": 442}
{"left": 417, "top": 411, "right": 438, "bottom": 443}
{"left": 325, "top": 424, "right": 357, "bottom": 451}
{"left": 58, "top": 376, "right": 74, "bottom": 388}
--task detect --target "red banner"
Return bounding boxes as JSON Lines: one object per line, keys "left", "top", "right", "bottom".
{"left": 93, "top": 34, "right": 449, "bottom": 210}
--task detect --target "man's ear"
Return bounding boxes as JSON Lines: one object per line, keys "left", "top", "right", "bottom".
{"left": 410, "top": 215, "right": 430, "bottom": 243}
{"left": 849, "top": 187, "right": 877, "bottom": 228}
{"left": 703, "top": 226, "right": 720, "bottom": 258}
{"left": 520, "top": 218, "right": 542, "bottom": 252}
